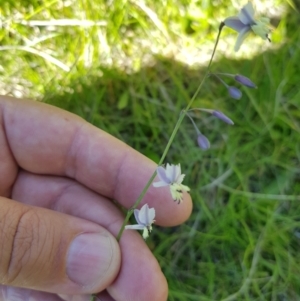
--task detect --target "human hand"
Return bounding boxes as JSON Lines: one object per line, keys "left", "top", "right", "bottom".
{"left": 0, "top": 96, "right": 192, "bottom": 301}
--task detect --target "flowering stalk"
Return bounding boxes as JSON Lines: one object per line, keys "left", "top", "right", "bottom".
{"left": 92, "top": 21, "right": 224, "bottom": 301}
{"left": 115, "top": 22, "right": 225, "bottom": 242}
{"left": 90, "top": 4, "right": 271, "bottom": 300}
{"left": 90, "top": 5, "right": 270, "bottom": 298}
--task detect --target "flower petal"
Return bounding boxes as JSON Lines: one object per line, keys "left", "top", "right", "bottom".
{"left": 156, "top": 165, "right": 170, "bottom": 184}
{"left": 125, "top": 224, "right": 146, "bottom": 230}
{"left": 234, "top": 26, "right": 251, "bottom": 51}
{"left": 212, "top": 110, "right": 234, "bottom": 125}
{"left": 166, "top": 164, "right": 176, "bottom": 182}
{"left": 251, "top": 17, "right": 271, "bottom": 40}
{"left": 238, "top": 2, "right": 255, "bottom": 25}
{"left": 153, "top": 180, "right": 169, "bottom": 187}
{"left": 143, "top": 204, "right": 151, "bottom": 225}
{"left": 138, "top": 204, "right": 148, "bottom": 224}
{"left": 134, "top": 208, "right": 143, "bottom": 225}
{"left": 234, "top": 74, "right": 257, "bottom": 88}
{"left": 224, "top": 16, "right": 247, "bottom": 32}
{"left": 197, "top": 133, "right": 210, "bottom": 150}
{"left": 174, "top": 164, "right": 181, "bottom": 182}
{"left": 176, "top": 173, "right": 185, "bottom": 184}
{"left": 228, "top": 86, "right": 242, "bottom": 99}
{"left": 147, "top": 207, "right": 155, "bottom": 224}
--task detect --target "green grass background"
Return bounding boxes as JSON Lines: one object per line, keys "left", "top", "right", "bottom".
{"left": 1, "top": 0, "right": 300, "bottom": 300}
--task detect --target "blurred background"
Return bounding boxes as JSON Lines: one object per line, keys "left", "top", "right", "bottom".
{"left": 1, "top": 0, "right": 300, "bottom": 300}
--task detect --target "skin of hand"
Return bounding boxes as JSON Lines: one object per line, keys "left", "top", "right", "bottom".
{"left": 0, "top": 96, "right": 193, "bottom": 301}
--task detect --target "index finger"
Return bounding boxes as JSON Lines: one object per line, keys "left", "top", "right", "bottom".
{"left": 0, "top": 96, "right": 192, "bottom": 226}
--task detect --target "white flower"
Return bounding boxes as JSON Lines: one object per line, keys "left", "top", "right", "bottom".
{"left": 224, "top": 2, "right": 271, "bottom": 52}
{"left": 125, "top": 204, "right": 155, "bottom": 239}
{"left": 153, "top": 163, "right": 190, "bottom": 204}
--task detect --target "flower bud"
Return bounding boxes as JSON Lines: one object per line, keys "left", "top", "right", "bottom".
{"left": 234, "top": 74, "right": 257, "bottom": 88}
{"left": 197, "top": 134, "right": 210, "bottom": 150}
{"left": 212, "top": 110, "right": 234, "bottom": 125}
{"left": 228, "top": 86, "right": 242, "bottom": 99}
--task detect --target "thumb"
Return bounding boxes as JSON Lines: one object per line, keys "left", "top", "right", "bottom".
{"left": 0, "top": 197, "right": 121, "bottom": 294}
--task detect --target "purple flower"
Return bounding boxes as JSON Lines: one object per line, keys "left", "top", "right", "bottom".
{"left": 224, "top": 2, "right": 271, "bottom": 51}
{"left": 212, "top": 110, "right": 234, "bottom": 125}
{"left": 125, "top": 204, "right": 155, "bottom": 239}
{"left": 228, "top": 86, "right": 242, "bottom": 100}
{"left": 197, "top": 133, "right": 210, "bottom": 150}
{"left": 234, "top": 74, "right": 256, "bottom": 88}
{"left": 153, "top": 164, "right": 190, "bottom": 203}
{"left": 210, "top": 73, "right": 243, "bottom": 99}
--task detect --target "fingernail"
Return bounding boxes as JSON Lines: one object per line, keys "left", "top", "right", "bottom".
{"left": 67, "top": 233, "right": 113, "bottom": 286}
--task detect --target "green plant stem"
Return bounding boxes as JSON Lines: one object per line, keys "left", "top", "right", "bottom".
{"left": 115, "top": 22, "right": 224, "bottom": 242}
{"left": 90, "top": 20, "right": 224, "bottom": 301}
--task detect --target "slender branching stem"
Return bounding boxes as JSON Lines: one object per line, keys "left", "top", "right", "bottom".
{"left": 115, "top": 22, "right": 225, "bottom": 242}
{"left": 90, "top": 20, "right": 225, "bottom": 301}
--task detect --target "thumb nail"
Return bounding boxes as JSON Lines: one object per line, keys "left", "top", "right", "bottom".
{"left": 66, "top": 233, "right": 114, "bottom": 286}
